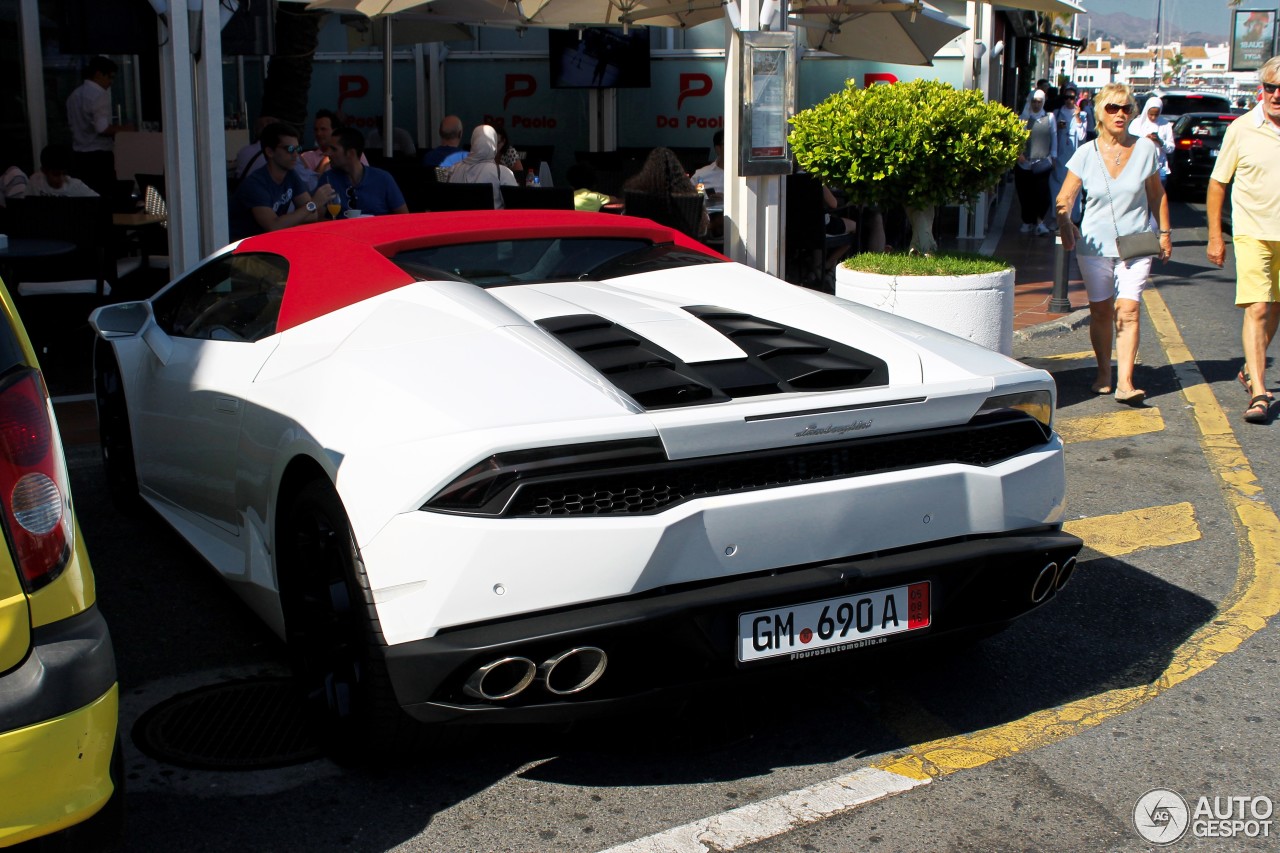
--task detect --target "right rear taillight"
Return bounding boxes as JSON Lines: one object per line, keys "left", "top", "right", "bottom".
{"left": 0, "top": 369, "right": 72, "bottom": 591}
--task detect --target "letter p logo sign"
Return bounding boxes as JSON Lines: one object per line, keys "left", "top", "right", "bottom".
{"left": 504, "top": 74, "right": 536, "bottom": 110}
{"left": 678, "top": 73, "right": 712, "bottom": 110}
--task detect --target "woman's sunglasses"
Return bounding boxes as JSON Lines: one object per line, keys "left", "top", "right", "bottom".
{"left": 1103, "top": 103, "right": 1136, "bottom": 115}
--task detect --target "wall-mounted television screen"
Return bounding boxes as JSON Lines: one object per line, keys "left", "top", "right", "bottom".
{"left": 548, "top": 27, "right": 651, "bottom": 89}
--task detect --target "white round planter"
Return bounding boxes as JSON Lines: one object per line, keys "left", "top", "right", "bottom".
{"left": 834, "top": 265, "right": 1015, "bottom": 356}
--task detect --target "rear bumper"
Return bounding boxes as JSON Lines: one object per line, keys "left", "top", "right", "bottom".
{"left": 0, "top": 605, "right": 119, "bottom": 845}
{"left": 385, "top": 528, "right": 1082, "bottom": 724}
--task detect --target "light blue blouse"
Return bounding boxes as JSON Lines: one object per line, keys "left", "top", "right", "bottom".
{"left": 1065, "top": 138, "right": 1159, "bottom": 258}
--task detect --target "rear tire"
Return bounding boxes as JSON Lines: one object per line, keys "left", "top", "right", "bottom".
{"left": 93, "top": 341, "right": 140, "bottom": 513}
{"left": 279, "top": 478, "right": 432, "bottom": 762}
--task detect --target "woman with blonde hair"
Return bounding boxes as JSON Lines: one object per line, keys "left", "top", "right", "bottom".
{"left": 1055, "top": 82, "right": 1172, "bottom": 405}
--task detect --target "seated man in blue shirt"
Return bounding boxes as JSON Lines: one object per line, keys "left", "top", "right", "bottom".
{"left": 422, "top": 115, "right": 466, "bottom": 169}
{"left": 229, "top": 121, "right": 336, "bottom": 241}
{"left": 320, "top": 127, "right": 409, "bottom": 217}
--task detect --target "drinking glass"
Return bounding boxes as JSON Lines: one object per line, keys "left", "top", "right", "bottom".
{"left": 326, "top": 202, "right": 342, "bottom": 220}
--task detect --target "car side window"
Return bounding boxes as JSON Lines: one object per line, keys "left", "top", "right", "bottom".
{"left": 151, "top": 253, "right": 289, "bottom": 342}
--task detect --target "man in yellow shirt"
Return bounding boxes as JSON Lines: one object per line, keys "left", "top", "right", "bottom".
{"left": 1207, "top": 55, "right": 1280, "bottom": 423}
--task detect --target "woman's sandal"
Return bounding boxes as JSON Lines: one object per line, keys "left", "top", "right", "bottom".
{"left": 1114, "top": 388, "right": 1145, "bottom": 406}
{"left": 1244, "top": 394, "right": 1271, "bottom": 424}
{"left": 1090, "top": 382, "right": 1113, "bottom": 395}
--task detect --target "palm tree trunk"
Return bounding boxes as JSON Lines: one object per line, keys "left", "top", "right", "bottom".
{"left": 261, "top": 5, "right": 324, "bottom": 131}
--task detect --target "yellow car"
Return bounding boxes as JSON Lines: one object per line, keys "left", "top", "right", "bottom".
{"left": 0, "top": 280, "right": 122, "bottom": 849}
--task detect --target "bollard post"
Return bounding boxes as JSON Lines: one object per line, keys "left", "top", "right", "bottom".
{"left": 1049, "top": 234, "right": 1072, "bottom": 313}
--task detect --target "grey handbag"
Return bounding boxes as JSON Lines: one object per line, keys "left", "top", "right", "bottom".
{"left": 1095, "top": 140, "right": 1161, "bottom": 262}
{"left": 1115, "top": 231, "right": 1162, "bottom": 262}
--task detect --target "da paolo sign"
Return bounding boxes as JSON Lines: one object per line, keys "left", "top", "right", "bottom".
{"left": 1134, "top": 788, "right": 1275, "bottom": 844}
{"left": 1230, "top": 9, "right": 1277, "bottom": 72}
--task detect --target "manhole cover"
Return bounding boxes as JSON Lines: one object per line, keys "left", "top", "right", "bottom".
{"left": 132, "top": 677, "right": 322, "bottom": 770}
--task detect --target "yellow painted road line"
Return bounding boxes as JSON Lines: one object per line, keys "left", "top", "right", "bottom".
{"left": 1064, "top": 502, "right": 1200, "bottom": 559}
{"left": 1056, "top": 406, "right": 1165, "bottom": 444}
{"left": 873, "top": 287, "right": 1280, "bottom": 783}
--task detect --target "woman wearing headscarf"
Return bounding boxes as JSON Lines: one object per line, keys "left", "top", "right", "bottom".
{"left": 1014, "top": 89, "right": 1058, "bottom": 235}
{"left": 448, "top": 125, "right": 517, "bottom": 208}
{"left": 623, "top": 147, "right": 709, "bottom": 236}
{"left": 1049, "top": 85, "right": 1088, "bottom": 225}
{"left": 1055, "top": 82, "right": 1172, "bottom": 407}
{"left": 1128, "top": 96, "right": 1175, "bottom": 184}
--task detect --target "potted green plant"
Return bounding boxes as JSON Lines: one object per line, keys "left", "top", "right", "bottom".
{"left": 788, "top": 79, "right": 1025, "bottom": 354}
{"left": 788, "top": 78, "right": 1026, "bottom": 256}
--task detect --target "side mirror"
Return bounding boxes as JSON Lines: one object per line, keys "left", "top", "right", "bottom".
{"left": 89, "top": 300, "right": 172, "bottom": 365}
{"left": 89, "top": 301, "right": 150, "bottom": 336}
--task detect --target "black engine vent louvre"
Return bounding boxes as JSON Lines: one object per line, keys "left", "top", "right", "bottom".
{"left": 537, "top": 314, "right": 729, "bottom": 409}
{"left": 684, "top": 305, "right": 890, "bottom": 394}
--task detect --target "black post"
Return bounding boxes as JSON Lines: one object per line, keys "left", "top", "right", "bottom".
{"left": 1049, "top": 235, "right": 1072, "bottom": 313}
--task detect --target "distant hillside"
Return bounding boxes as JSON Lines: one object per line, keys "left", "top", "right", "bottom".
{"left": 1078, "top": 10, "right": 1226, "bottom": 47}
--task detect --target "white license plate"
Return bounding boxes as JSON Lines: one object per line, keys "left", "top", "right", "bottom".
{"left": 738, "top": 582, "right": 930, "bottom": 662}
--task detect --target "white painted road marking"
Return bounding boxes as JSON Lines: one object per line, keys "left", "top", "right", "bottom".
{"left": 598, "top": 767, "right": 927, "bottom": 853}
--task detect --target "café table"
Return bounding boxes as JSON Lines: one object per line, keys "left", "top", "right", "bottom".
{"left": 0, "top": 237, "right": 77, "bottom": 293}
{"left": 112, "top": 212, "right": 167, "bottom": 228}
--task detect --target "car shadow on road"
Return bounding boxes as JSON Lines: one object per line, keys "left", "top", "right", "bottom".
{"left": 519, "top": 555, "right": 1215, "bottom": 792}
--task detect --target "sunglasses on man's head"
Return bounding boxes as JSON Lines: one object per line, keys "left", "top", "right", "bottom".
{"left": 1103, "top": 102, "right": 1136, "bottom": 115}
{"left": 1263, "top": 82, "right": 1280, "bottom": 95}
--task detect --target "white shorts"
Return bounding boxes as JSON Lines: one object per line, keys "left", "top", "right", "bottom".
{"left": 1078, "top": 254, "right": 1153, "bottom": 303}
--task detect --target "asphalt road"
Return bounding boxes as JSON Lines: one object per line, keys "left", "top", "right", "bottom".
{"left": 70, "top": 197, "right": 1280, "bottom": 852}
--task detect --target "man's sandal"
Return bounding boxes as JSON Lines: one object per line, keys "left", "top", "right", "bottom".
{"left": 1238, "top": 369, "right": 1275, "bottom": 400}
{"left": 1244, "top": 394, "right": 1271, "bottom": 424}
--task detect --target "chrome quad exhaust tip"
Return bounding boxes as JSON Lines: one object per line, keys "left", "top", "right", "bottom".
{"left": 1030, "top": 561, "right": 1060, "bottom": 603}
{"left": 539, "top": 647, "right": 608, "bottom": 696}
{"left": 1055, "top": 556, "right": 1077, "bottom": 590}
{"left": 463, "top": 656, "right": 537, "bottom": 701}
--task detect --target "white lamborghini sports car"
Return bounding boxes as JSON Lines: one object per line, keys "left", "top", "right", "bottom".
{"left": 90, "top": 211, "right": 1081, "bottom": 752}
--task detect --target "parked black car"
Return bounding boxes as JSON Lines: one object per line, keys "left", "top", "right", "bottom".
{"left": 1166, "top": 111, "right": 1239, "bottom": 201}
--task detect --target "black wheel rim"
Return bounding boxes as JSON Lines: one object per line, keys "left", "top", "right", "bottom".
{"left": 289, "top": 498, "right": 364, "bottom": 725}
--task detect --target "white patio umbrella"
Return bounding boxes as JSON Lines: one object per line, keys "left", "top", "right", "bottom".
{"left": 493, "top": 0, "right": 729, "bottom": 30}
{"left": 988, "top": 0, "right": 1084, "bottom": 15}
{"left": 305, "top": 0, "right": 523, "bottom": 23}
{"left": 789, "top": 1, "right": 967, "bottom": 66}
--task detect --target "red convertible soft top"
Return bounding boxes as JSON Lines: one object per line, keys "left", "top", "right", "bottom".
{"left": 235, "top": 211, "right": 721, "bottom": 333}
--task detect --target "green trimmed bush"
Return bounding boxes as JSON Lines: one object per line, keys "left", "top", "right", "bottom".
{"left": 789, "top": 79, "right": 1026, "bottom": 255}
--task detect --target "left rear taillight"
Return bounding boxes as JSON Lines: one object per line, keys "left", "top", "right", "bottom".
{"left": 0, "top": 369, "right": 72, "bottom": 592}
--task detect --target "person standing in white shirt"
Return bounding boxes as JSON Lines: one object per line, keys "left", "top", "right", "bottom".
{"left": 690, "top": 130, "right": 725, "bottom": 195}
{"left": 66, "top": 56, "right": 133, "bottom": 196}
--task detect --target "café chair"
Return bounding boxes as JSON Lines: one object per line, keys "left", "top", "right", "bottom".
{"left": 623, "top": 190, "right": 706, "bottom": 241}
{"left": 784, "top": 172, "right": 854, "bottom": 294}
{"left": 500, "top": 185, "right": 575, "bottom": 211}
{"left": 421, "top": 181, "right": 495, "bottom": 212}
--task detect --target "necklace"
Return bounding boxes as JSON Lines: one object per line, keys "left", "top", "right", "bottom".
{"left": 1101, "top": 138, "right": 1123, "bottom": 166}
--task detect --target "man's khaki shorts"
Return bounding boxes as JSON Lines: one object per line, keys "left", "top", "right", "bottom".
{"left": 1234, "top": 236, "right": 1280, "bottom": 306}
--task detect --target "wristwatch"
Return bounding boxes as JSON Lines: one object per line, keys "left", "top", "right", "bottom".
{"left": 305, "top": 201, "right": 317, "bottom": 214}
